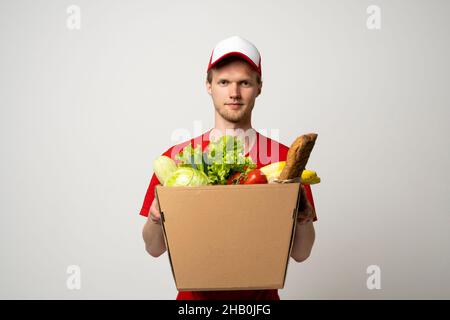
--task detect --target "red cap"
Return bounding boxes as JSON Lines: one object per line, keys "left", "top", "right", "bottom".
{"left": 207, "top": 36, "right": 262, "bottom": 76}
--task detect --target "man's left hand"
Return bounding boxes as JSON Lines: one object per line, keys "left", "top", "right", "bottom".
{"left": 297, "top": 185, "right": 315, "bottom": 225}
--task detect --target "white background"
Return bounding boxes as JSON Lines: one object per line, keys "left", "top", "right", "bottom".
{"left": 0, "top": 0, "right": 449, "bottom": 299}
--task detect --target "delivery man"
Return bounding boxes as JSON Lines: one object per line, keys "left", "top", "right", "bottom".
{"left": 140, "top": 36, "right": 317, "bottom": 300}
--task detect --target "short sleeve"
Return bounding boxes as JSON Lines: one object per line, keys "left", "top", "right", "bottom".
{"left": 139, "top": 173, "right": 161, "bottom": 217}
{"left": 303, "top": 184, "right": 318, "bottom": 222}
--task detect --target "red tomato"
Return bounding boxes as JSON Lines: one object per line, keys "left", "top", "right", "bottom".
{"left": 227, "top": 169, "right": 268, "bottom": 185}
{"left": 227, "top": 172, "right": 245, "bottom": 185}
{"left": 244, "top": 169, "right": 268, "bottom": 184}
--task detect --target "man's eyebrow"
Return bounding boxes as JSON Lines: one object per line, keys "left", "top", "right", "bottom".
{"left": 217, "top": 78, "right": 253, "bottom": 82}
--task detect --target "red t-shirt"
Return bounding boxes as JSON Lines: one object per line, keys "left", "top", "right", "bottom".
{"left": 140, "top": 129, "right": 318, "bottom": 300}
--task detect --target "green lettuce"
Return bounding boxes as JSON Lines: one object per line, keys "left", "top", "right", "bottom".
{"left": 175, "top": 144, "right": 208, "bottom": 175}
{"left": 205, "top": 135, "right": 256, "bottom": 185}
{"left": 175, "top": 135, "right": 256, "bottom": 185}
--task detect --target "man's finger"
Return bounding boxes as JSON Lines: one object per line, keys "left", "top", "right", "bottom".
{"left": 154, "top": 185, "right": 161, "bottom": 210}
{"left": 149, "top": 210, "right": 161, "bottom": 223}
{"left": 298, "top": 185, "right": 308, "bottom": 211}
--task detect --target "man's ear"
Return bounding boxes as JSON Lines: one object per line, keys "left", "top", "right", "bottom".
{"left": 257, "top": 81, "right": 262, "bottom": 97}
{"left": 205, "top": 80, "right": 212, "bottom": 95}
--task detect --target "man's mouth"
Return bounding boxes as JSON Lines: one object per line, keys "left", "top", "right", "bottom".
{"left": 225, "top": 103, "right": 244, "bottom": 109}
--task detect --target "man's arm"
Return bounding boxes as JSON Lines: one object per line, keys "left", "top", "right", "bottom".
{"left": 142, "top": 197, "right": 167, "bottom": 257}
{"left": 290, "top": 187, "right": 316, "bottom": 262}
{"left": 290, "top": 219, "right": 315, "bottom": 262}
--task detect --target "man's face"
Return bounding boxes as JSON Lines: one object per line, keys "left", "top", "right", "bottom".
{"left": 206, "top": 60, "right": 262, "bottom": 123}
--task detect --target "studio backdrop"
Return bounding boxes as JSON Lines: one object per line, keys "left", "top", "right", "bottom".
{"left": 0, "top": 0, "right": 449, "bottom": 299}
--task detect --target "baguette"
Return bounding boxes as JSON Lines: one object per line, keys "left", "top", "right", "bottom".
{"left": 278, "top": 133, "right": 318, "bottom": 180}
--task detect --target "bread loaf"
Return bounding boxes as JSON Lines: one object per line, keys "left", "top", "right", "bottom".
{"left": 278, "top": 133, "right": 318, "bottom": 180}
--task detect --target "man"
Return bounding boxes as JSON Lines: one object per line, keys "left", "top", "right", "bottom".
{"left": 140, "top": 36, "right": 317, "bottom": 300}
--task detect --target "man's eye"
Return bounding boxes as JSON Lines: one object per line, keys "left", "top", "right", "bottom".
{"left": 242, "top": 81, "right": 249, "bottom": 86}
{"left": 219, "top": 80, "right": 228, "bottom": 85}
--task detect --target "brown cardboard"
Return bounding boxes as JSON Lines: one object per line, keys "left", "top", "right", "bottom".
{"left": 155, "top": 182, "right": 302, "bottom": 291}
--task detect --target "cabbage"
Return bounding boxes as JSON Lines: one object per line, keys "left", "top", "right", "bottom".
{"left": 164, "top": 167, "right": 209, "bottom": 187}
{"left": 153, "top": 156, "right": 178, "bottom": 185}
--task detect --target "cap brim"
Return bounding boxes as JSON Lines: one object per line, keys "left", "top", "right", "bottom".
{"left": 208, "top": 52, "right": 261, "bottom": 75}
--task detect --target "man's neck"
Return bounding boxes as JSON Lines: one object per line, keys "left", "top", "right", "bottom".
{"left": 212, "top": 126, "right": 253, "bottom": 135}
{"left": 213, "top": 112, "right": 252, "bottom": 133}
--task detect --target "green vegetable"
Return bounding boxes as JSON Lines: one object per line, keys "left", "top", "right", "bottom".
{"left": 175, "top": 144, "right": 208, "bottom": 175}
{"left": 173, "top": 135, "right": 256, "bottom": 185}
{"left": 164, "top": 167, "right": 209, "bottom": 187}
{"left": 153, "top": 155, "right": 178, "bottom": 185}
{"left": 205, "top": 135, "right": 256, "bottom": 185}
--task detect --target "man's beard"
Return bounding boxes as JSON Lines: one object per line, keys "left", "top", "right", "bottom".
{"left": 215, "top": 104, "right": 253, "bottom": 123}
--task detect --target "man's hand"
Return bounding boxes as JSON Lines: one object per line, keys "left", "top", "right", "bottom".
{"left": 148, "top": 188, "right": 162, "bottom": 224}
{"left": 143, "top": 186, "right": 167, "bottom": 257}
{"left": 297, "top": 185, "right": 315, "bottom": 225}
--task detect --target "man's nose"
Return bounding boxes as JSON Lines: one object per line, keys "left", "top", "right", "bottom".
{"left": 229, "top": 83, "right": 241, "bottom": 99}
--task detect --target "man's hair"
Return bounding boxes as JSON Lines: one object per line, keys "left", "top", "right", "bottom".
{"left": 206, "top": 56, "right": 262, "bottom": 84}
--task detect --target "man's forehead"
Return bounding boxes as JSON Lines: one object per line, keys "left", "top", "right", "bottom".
{"left": 212, "top": 60, "right": 257, "bottom": 79}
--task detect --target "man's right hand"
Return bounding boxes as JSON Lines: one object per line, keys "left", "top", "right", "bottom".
{"left": 149, "top": 197, "right": 162, "bottom": 224}
{"left": 143, "top": 188, "right": 166, "bottom": 257}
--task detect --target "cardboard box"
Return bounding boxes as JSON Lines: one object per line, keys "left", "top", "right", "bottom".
{"left": 155, "top": 182, "right": 302, "bottom": 291}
